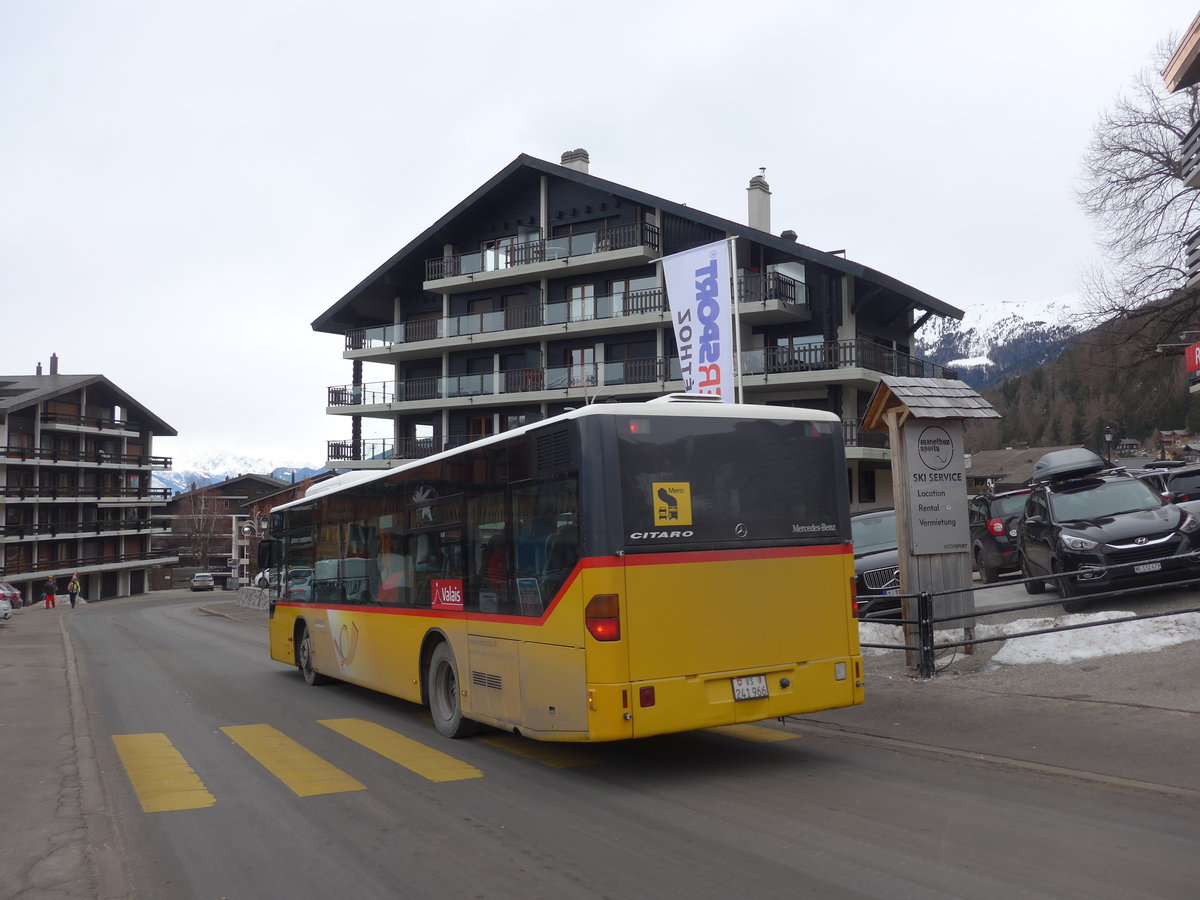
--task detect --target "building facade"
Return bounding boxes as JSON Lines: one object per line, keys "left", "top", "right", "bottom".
{"left": 160, "top": 474, "right": 288, "bottom": 588}
{"left": 0, "top": 358, "right": 176, "bottom": 603}
{"left": 312, "top": 151, "right": 964, "bottom": 510}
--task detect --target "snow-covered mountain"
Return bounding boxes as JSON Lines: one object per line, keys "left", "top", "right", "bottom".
{"left": 153, "top": 452, "right": 329, "bottom": 495}
{"left": 915, "top": 292, "right": 1088, "bottom": 390}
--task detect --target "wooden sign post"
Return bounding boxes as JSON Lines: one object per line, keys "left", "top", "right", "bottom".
{"left": 862, "top": 377, "right": 1000, "bottom": 672}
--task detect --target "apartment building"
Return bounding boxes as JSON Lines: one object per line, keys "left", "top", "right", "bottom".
{"left": 312, "top": 150, "right": 964, "bottom": 509}
{"left": 0, "top": 357, "right": 176, "bottom": 603}
{"left": 1164, "top": 15, "right": 1200, "bottom": 288}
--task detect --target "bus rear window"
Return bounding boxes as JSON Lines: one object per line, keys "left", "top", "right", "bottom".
{"left": 616, "top": 415, "right": 848, "bottom": 548}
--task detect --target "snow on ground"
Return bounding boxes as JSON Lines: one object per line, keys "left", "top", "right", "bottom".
{"left": 859, "top": 611, "right": 1200, "bottom": 666}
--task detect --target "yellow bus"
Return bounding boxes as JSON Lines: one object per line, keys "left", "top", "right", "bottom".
{"left": 260, "top": 396, "right": 863, "bottom": 741}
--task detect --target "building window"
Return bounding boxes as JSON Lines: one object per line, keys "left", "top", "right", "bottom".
{"left": 858, "top": 467, "right": 876, "bottom": 504}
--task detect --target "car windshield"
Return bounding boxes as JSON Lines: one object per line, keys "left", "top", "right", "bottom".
{"left": 851, "top": 510, "right": 897, "bottom": 553}
{"left": 991, "top": 493, "right": 1029, "bottom": 517}
{"left": 1165, "top": 472, "right": 1200, "bottom": 494}
{"left": 1049, "top": 479, "right": 1163, "bottom": 521}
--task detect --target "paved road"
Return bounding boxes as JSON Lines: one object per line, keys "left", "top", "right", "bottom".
{"left": 2, "top": 590, "right": 1199, "bottom": 899}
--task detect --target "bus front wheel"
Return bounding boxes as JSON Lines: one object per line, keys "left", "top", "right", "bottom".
{"left": 428, "top": 643, "right": 475, "bottom": 738}
{"left": 297, "top": 623, "right": 329, "bottom": 686}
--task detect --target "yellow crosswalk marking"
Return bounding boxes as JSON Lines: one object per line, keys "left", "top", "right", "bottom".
{"left": 220, "top": 724, "right": 366, "bottom": 797}
{"left": 319, "top": 718, "right": 483, "bottom": 783}
{"left": 112, "top": 733, "right": 217, "bottom": 813}
{"left": 479, "top": 733, "right": 600, "bottom": 768}
{"left": 708, "top": 724, "right": 797, "bottom": 743}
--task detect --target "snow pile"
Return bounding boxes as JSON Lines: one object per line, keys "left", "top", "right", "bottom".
{"left": 859, "top": 611, "right": 1200, "bottom": 666}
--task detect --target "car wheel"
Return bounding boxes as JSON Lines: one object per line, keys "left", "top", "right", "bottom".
{"left": 427, "top": 642, "right": 476, "bottom": 738}
{"left": 976, "top": 549, "right": 999, "bottom": 584}
{"left": 1053, "top": 562, "right": 1088, "bottom": 613}
{"left": 1020, "top": 554, "right": 1046, "bottom": 594}
{"left": 296, "top": 623, "right": 329, "bottom": 686}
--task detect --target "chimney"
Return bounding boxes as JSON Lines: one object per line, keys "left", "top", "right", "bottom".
{"left": 561, "top": 148, "right": 590, "bottom": 173}
{"left": 780, "top": 229, "right": 797, "bottom": 242}
{"left": 50, "top": 353, "right": 59, "bottom": 376}
{"left": 747, "top": 172, "right": 771, "bottom": 233}
{"left": 36, "top": 362, "right": 43, "bottom": 376}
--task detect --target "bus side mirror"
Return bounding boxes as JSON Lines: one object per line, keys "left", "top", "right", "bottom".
{"left": 258, "top": 539, "right": 282, "bottom": 569}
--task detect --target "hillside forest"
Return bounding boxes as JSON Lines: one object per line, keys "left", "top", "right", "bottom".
{"left": 962, "top": 293, "right": 1200, "bottom": 456}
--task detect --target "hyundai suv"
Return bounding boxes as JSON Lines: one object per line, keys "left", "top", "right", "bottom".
{"left": 1017, "top": 449, "right": 1200, "bottom": 609}
{"left": 968, "top": 489, "right": 1030, "bottom": 582}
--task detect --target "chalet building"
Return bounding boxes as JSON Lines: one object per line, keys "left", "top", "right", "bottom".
{"left": 312, "top": 150, "right": 964, "bottom": 509}
{"left": 160, "top": 474, "right": 288, "bottom": 588}
{"left": 0, "top": 357, "right": 176, "bottom": 603}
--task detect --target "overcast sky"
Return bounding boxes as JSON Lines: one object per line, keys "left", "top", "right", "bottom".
{"left": 3, "top": 1, "right": 1197, "bottom": 465}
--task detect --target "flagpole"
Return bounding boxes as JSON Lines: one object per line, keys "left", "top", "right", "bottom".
{"left": 728, "top": 236, "right": 744, "bottom": 403}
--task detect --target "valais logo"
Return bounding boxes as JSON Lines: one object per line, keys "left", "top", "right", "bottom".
{"left": 431, "top": 579, "right": 464, "bottom": 610}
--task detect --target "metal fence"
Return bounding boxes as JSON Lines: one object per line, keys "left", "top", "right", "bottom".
{"left": 861, "top": 551, "right": 1200, "bottom": 678}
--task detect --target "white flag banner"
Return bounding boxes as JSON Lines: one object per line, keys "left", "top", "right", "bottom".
{"left": 661, "top": 238, "right": 735, "bottom": 401}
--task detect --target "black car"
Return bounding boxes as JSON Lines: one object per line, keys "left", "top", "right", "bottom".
{"left": 968, "top": 489, "right": 1030, "bottom": 582}
{"left": 1017, "top": 448, "right": 1200, "bottom": 610}
{"left": 851, "top": 508, "right": 902, "bottom": 620}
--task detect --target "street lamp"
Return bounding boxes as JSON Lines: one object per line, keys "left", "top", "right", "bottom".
{"left": 1104, "top": 424, "right": 1114, "bottom": 464}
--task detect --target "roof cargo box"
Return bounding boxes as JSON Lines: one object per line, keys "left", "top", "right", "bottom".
{"left": 1030, "top": 448, "right": 1107, "bottom": 483}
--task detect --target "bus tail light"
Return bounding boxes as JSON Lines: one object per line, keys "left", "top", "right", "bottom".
{"left": 585, "top": 594, "right": 621, "bottom": 641}
{"left": 639, "top": 686, "right": 655, "bottom": 707}
{"left": 850, "top": 577, "right": 858, "bottom": 618}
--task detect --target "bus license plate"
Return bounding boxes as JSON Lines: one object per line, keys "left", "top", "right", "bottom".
{"left": 732, "top": 675, "right": 768, "bottom": 701}
{"left": 1134, "top": 562, "right": 1161, "bottom": 574}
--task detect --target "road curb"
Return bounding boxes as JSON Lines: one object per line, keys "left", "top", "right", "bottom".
{"left": 61, "top": 614, "right": 131, "bottom": 900}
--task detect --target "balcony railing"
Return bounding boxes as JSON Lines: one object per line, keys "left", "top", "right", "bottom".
{"left": 328, "top": 341, "right": 951, "bottom": 410}
{"left": 1183, "top": 118, "right": 1200, "bottom": 188}
{"left": 346, "top": 289, "right": 668, "bottom": 351}
{"left": 424, "top": 222, "right": 661, "bottom": 282}
{"left": 1, "top": 446, "right": 171, "bottom": 468}
{"left": 327, "top": 434, "right": 479, "bottom": 462}
{"left": 0, "top": 518, "right": 171, "bottom": 539}
{"left": 329, "top": 416, "right": 894, "bottom": 465}
{"left": 739, "top": 339, "right": 955, "bottom": 379}
{"left": 1187, "top": 225, "right": 1200, "bottom": 288}
{"left": 41, "top": 412, "right": 134, "bottom": 431}
{"left": 344, "top": 273, "right": 807, "bottom": 352}
{"left": 0, "top": 549, "right": 177, "bottom": 578}
{"left": 0, "top": 485, "right": 170, "bottom": 500}
{"left": 841, "top": 419, "right": 888, "bottom": 449}
{"left": 736, "top": 271, "right": 808, "bottom": 311}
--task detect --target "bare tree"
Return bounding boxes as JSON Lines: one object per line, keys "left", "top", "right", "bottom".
{"left": 172, "top": 489, "right": 224, "bottom": 568}
{"left": 1078, "top": 38, "right": 1200, "bottom": 349}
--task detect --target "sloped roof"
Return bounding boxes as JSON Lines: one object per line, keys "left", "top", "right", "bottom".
{"left": 0, "top": 373, "right": 176, "bottom": 435}
{"left": 312, "top": 153, "right": 965, "bottom": 334}
{"left": 861, "top": 376, "right": 1000, "bottom": 431}
{"left": 965, "top": 445, "right": 1084, "bottom": 486}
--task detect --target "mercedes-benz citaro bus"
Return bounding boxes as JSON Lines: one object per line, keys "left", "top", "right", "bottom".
{"left": 259, "top": 395, "right": 863, "bottom": 741}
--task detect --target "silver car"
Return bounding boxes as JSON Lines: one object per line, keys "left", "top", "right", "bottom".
{"left": 190, "top": 573, "right": 216, "bottom": 592}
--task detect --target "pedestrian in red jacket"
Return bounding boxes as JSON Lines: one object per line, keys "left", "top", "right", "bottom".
{"left": 42, "top": 576, "right": 57, "bottom": 609}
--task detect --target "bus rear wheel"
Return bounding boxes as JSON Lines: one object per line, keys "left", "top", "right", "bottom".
{"left": 297, "top": 623, "right": 329, "bottom": 686}
{"left": 428, "top": 643, "right": 475, "bottom": 738}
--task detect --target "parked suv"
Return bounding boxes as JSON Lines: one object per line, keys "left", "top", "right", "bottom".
{"left": 1017, "top": 448, "right": 1200, "bottom": 610}
{"left": 851, "top": 508, "right": 902, "bottom": 621}
{"left": 968, "top": 489, "right": 1030, "bottom": 582}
